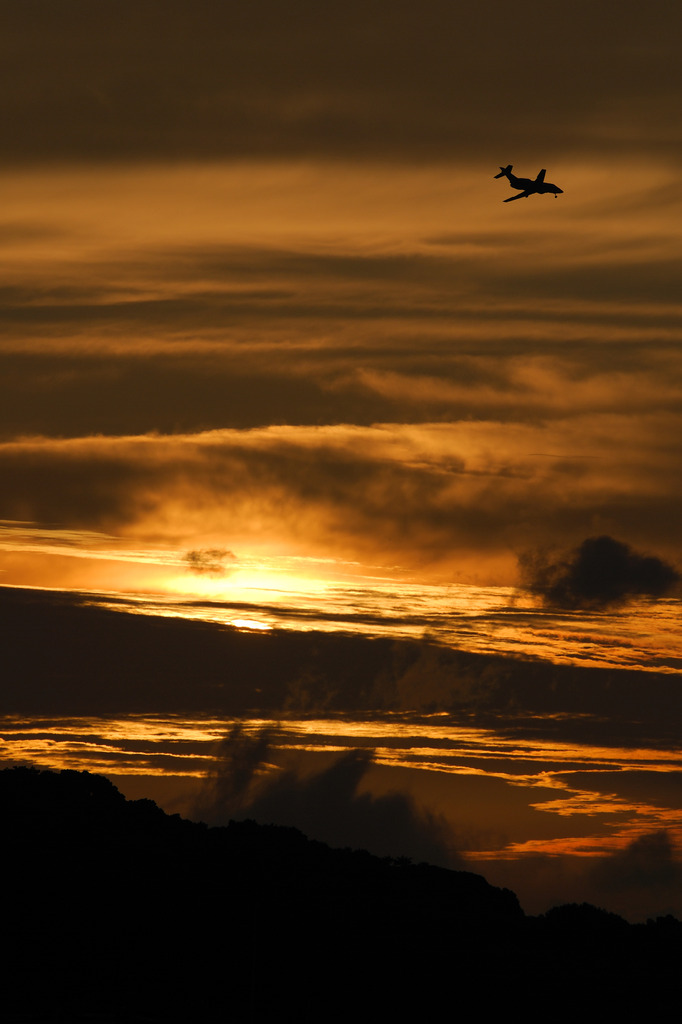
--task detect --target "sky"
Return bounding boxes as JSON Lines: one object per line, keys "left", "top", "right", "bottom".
{"left": 2, "top": 1, "right": 682, "bottom": 919}
{"left": 2, "top": 0, "right": 682, "bottom": 592}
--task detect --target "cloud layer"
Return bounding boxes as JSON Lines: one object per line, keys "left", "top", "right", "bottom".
{"left": 2, "top": 150, "right": 681, "bottom": 592}
{"left": 0, "top": 420, "right": 677, "bottom": 587}
{"left": 3, "top": 1, "right": 682, "bottom": 163}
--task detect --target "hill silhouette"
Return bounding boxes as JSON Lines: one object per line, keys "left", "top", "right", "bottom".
{"left": 2, "top": 766, "right": 680, "bottom": 1021}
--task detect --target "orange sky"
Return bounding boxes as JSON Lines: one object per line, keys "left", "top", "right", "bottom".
{"left": 4, "top": 2, "right": 682, "bottom": 922}
{"left": 2, "top": 3, "right": 682, "bottom": 596}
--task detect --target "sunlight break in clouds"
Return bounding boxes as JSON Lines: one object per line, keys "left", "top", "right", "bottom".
{"left": 0, "top": 412, "right": 680, "bottom": 593}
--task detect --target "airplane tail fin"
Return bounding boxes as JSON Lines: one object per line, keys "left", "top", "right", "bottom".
{"left": 494, "top": 164, "right": 512, "bottom": 179}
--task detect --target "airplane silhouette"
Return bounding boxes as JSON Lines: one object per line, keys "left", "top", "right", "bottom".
{"left": 494, "top": 165, "right": 563, "bottom": 202}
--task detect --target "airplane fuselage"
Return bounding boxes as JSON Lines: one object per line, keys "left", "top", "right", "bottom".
{"left": 506, "top": 171, "right": 535, "bottom": 191}
{"left": 494, "top": 164, "right": 563, "bottom": 201}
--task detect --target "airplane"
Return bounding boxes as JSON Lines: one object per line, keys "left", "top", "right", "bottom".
{"left": 494, "top": 164, "right": 563, "bottom": 202}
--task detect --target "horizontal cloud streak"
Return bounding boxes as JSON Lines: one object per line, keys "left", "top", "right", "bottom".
{"left": 2, "top": 344, "right": 681, "bottom": 441}
{"left": 1, "top": 419, "right": 680, "bottom": 582}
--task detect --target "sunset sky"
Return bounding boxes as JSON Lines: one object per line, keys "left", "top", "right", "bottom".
{"left": 3, "top": 1, "right": 682, "bottom": 920}
{"left": 2, "top": 0, "right": 682, "bottom": 593}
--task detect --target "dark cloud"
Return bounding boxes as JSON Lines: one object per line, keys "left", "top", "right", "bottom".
{"left": 1, "top": 335, "right": 680, "bottom": 443}
{"left": 520, "top": 535, "right": 680, "bottom": 609}
{"left": 0, "top": 285, "right": 298, "bottom": 336}
{"left": 2, "top": 1, "right": 682, "bottom": 163}
{"left": 494, "top": 258, "right": 682, "bottom": 308}
{"left": 0, "top": 443, "right": 158, "bottom": 529}
{"left": 479, "top": 835, "right": 682, "bottom": 921}
{"left": 195, "top": 725, "right": 460, "bottom": 867}
{"left": 4, "top": 582, "right": 681, "bottom": 726}
{"left": 578, "top": 831, "right": 682, "bottom": 919}
{"left": 197, "top": 724, "right": 276, "bottom": 813}
{"left": 0, "top": 352, "right": 388, "bottom": 439}
{"left": 591, "top": 831, "right": 682, "bottom": 895}
{"left": 183, "top": 547, "right": 235, "bottom": 577}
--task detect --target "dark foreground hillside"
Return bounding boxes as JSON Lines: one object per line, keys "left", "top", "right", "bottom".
{"left": 2, "top": 767, "right": 680, "bottom": 1022}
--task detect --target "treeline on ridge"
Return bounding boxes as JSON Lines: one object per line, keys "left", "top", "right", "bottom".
{"left": 2, "top": 766, "right": 681, "bottom": 1021}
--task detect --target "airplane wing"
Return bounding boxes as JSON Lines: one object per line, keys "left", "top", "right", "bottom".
{"left": 535, "top": 169, "right": 546, "bottom": 183}
{"left": 503, "top": 191, "right": 530, "bottom": 202}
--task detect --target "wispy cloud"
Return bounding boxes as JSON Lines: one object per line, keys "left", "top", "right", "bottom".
{"left": 183, "top": 548, "right": 236, "bottom": 577}
{"left": 194, "top": 725, "right": 461, "bottom": 867}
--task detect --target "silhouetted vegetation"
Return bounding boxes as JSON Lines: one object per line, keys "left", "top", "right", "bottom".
{"left": 2, "top": 767, "right": 680, "bottom": 1021}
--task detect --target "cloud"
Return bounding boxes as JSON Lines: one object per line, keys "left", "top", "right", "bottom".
{"left": 520, "top": 535, "right": 680, "bottom": 609}
{"left": 183, "top": 548, "right": 236, "bottom": 577}
{"left": 1, "top": 425, "right": 681, "bottom": 587}
{"left": 479, "top": 832, "right": 682, "bottom": 921}
{"left": 3, "top": 1, "right": 682, "bottom": 163}
{"left": 590, "top": 831, "right": 682, "bottom": 895}
{"left": 580, "top": 831, "right": 682, "bottom": 919}
{"left": 195, "top": 725, "right": 461, "bottom": 867}
{"left": 8, "top": 233, "right": 682, "bottom": 355}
